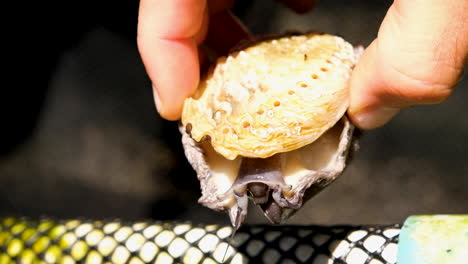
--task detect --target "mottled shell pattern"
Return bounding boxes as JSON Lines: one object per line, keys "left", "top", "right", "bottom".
{"left": 181, "top": 33, "right": 362, "bottom": 228}
{"left": 182, "top": 33, "right": 357, "bottom": 160}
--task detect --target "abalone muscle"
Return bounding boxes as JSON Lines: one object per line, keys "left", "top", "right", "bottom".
{"left": 180, "top": 33, "right": 362, "bottom": 228}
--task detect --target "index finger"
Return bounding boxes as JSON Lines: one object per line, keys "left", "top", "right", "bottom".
{"left": 137, "top": 0, "right": 207, "bottom": 120}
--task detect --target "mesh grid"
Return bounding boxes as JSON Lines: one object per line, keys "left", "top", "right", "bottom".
{"left": 0, "top": 217, "right": 400, "bottom": 264}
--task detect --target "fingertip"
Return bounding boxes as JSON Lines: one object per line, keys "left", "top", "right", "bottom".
{"left": 348, "top": 41, "right": 381, "bottom": 115}
{"left": 348, "top": 41, "right": 401, "bottom": 129}
{"left": 145, "top": 39, "right": 200, "bottom": 121}
{"left": 152, "top": 84, "right": 182, "bottom": 121}
{"left": 152, "top": 74, "right": 197, "bottom": 121}
{"left": 348, "top": 0, "right": 467, "bottom": 129}
{"left": 348, "top": 107, "right": 400, "bottom": 130}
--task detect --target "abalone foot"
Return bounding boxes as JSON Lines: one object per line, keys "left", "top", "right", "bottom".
{"left": 181, "top": 116, "right": 357, "bottom": 228}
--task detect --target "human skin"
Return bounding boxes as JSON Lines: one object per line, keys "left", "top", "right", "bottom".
{"left": 137, "top": 0, "right": 467, "bottom": 129}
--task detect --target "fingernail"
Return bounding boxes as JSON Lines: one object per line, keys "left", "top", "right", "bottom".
{"left": 152, "top": 84, "right": 163, "bottom": 114}
{"left": 351, "top": 107, "right": 400, "bottom": 130}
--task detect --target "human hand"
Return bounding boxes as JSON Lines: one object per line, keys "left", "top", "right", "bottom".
{"left": 137, "top": 0, "right": 318, "bottom": 120}
{"left": 348, "top": 0, "right": 467, "bottom": 129}
{"left": 138, "top": 0, "right": 467, "bottom": 127}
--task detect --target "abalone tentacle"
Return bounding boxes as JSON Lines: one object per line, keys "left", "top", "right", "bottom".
{"left": 230, "top": 155, "right": 290, "bottom": 227}
{"left": 235, "top": 155, "right": 287, "bottom": 202}
{"left": 233, "top": 117, "right": 356, "bottom": 226}
{"left": 273, "top": 117, "right": 357, "bottom": 222}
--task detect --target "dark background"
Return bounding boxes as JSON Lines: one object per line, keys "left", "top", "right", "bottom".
{"left": 1, "top": 0, "right": 467, "bottom": 226}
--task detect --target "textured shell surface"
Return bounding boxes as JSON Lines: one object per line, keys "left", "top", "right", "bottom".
{"left": 180, "top": 33, "right": 361, "bottom": 228}
{"left": 182, "top": 33, "right": 358, "bottom": 160}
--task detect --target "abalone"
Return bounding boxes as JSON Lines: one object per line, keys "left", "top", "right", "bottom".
{"left": 180, "top": 33, "right": 362, "bottom": 228}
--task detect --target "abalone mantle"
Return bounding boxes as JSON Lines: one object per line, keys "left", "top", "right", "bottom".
{"left": 181, "top": 117, "right": 356, "bottom": 227}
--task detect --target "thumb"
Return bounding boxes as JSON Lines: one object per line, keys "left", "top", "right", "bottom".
{"left": 348, "top": 0, "right": 467, "bottom": 130}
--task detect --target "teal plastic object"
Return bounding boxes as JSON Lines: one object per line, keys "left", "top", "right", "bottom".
{"left": 397, "top": 215, "right": 468, "bottom": 264}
